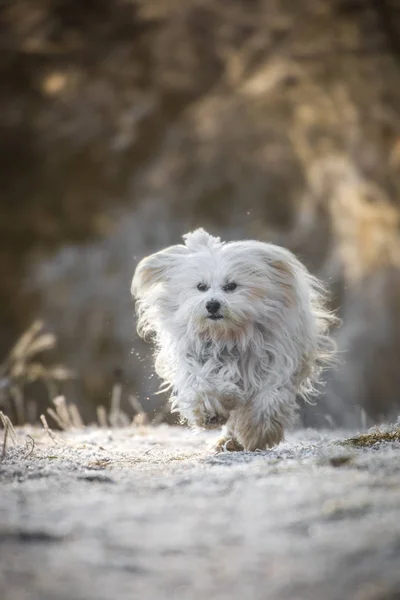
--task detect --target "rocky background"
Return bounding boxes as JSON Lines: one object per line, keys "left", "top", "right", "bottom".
{"left": 2, "top": 0, "right": 400, "bottom": 426}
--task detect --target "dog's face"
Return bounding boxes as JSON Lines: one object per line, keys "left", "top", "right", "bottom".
{"left": 170, "top": 252, "right": 269, "bottom": 335}
{"left": 132, "top": 229, "right": 301, "bottom": 343}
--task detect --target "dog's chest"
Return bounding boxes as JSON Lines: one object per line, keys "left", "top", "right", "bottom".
{"left": 198, "top": 344, "right": 244, "bottom": 380}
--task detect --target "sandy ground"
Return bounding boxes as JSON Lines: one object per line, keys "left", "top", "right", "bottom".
{"left": 1, "top": 424, "right": 400, "bottom": 600}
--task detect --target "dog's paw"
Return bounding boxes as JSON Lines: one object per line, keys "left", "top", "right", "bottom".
{"left": 235, "top": 418, "right": 284, "bottom": 452}
{"left": 213, "top": 436, "right": 244, "bottom": 453}
{"left": 188, "top": 392, "right": 230, "bottom": 430}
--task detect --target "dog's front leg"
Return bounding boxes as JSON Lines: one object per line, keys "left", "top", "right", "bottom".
{"left": 213, "top": 413, "right": 244, "bottom": 452}
{"left": 231, "top": 389, "right": 297, "bottom": 451}
{"left": 173, "top": 370, "right": 242, "bottom": 429}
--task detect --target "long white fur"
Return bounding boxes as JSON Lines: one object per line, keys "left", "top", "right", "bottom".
{"left": 131, "top": 228, "right": 336, "bottom": 451}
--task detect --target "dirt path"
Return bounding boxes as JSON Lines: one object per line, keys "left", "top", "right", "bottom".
{"left": 1, "top": 425, "right": 400, "bottom": 600}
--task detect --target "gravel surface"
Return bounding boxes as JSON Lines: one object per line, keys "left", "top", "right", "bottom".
{"left": 1, "top": 425, "right": 400, "bottom": 600}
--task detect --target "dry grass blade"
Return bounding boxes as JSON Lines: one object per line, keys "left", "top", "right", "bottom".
{"left": 152, "top": 402, "right": 170, "bottom": 425}
{"left": 68, "top": 404, "right": 84, "bottom": 428}
{"left": 47, "top": 366, "right": 76, "bottom": 380}
{"left": 343, "top": 427, "right": 400, "bottom": 447}
{"left": 17, "top": 363, "right": 47, "bottom": 381}
{"left": 47, "top": 407, "right": 67, "bottom": 430}
{"left": 128, "top": 394, "right": 145, "bottom": 415}
{"left": 109, "top": 383, "right": 130, "bottom": 427}
{"left": 46, "top": 395, "right": 80, "bottom": 430}
{"left": 132, "top": 413, "right": 148, "bottom": 426}
{"left": 18, "top": 364, "right": 75, "bottom": 384}
{"left": 110, "top": 383, "right": 122, "bottom": 417}
{"left": 22, "top": 333, "right": 57, "bottom": 360}
{"left": 23, "top": 435, "right": 35, "bottom": 458}
{"left": 8, "top": 321, "right": 44, "bottom": 361}
{"left": 1, "top": 322, "right": 75, "bottom": 427}
{"left": 53, "top": 396, "right": 72, "bottom": 428}
{"left": 109, "top": 410, "right": 130, "bottom": 427}
{"left": 1, "top": 422, "right": 9, "bottom": 459}
{"left": 97, "top": 405, "right": 108, "bottom": 428}
{"left": 0, "top": 412, "right": 17, "bottom": 445}
{"left": 129, "top": 394, "right": 148, "bottom": 426}
{"left": 0, "top": 411, "right": 17, "bottom": 458}
{"left": 40, "top": 414, "right": 59, "bottom": 444}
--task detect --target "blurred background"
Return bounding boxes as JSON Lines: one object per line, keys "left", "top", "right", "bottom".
{"left": 2, "top": 0, "right": 400, "bottom": 429}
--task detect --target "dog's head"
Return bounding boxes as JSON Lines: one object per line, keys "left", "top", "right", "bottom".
{"left": 131, "top": 228, "right": 310, "bottom": 345}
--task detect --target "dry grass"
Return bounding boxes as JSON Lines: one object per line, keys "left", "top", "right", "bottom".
{"left": 342, "top": 426, "right": 400, "bottom": 448}
{"left": 0, "top": 411, "right": 17, "bottom": 458}
{"left": 0, "top": 321, "right": 75, "bottom": 424}
{"left": 0, "top": 321, "right": 169, "bottom": 434}
{"left": 0, "top": 351, "right": 169, "bottom": 459}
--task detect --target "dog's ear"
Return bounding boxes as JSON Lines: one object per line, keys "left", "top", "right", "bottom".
{"left": 243, "top": 242, "right": 299, "bottom": 308}
{"left": 131, "top": 245, "right": 188, "bottom": 298}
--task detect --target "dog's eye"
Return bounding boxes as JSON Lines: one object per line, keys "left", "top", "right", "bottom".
{"left": 223, "top": 282, "right": 237, "bottom": 292}
{"left": 197, "top": 283, "right": 209, "bottom": 292}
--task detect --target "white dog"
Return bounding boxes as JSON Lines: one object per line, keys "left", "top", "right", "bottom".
{"left": 131, "top": 229, "right": 336, "bottom": 451}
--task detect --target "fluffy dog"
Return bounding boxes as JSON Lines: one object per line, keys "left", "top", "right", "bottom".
{"left": 131, "top": 229, "right": 336, "bottom": 451}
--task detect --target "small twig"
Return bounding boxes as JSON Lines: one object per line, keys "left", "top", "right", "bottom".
{"left": 40, "top": 414, "right": 59, "bottom": 445}
{"left": 143, "top": 444, "right": 160, "bottom": 456}
{"left": 23, "top": 435, "right": 35, "bottom": 458}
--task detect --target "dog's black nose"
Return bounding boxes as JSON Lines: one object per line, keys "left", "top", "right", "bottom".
{"left": 206, "top": 300, "right": 221, "bottom": 314}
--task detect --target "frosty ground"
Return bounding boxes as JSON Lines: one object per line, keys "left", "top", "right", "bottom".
{"left": 1, "top": 425, "right": 400, "bottom": 600}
